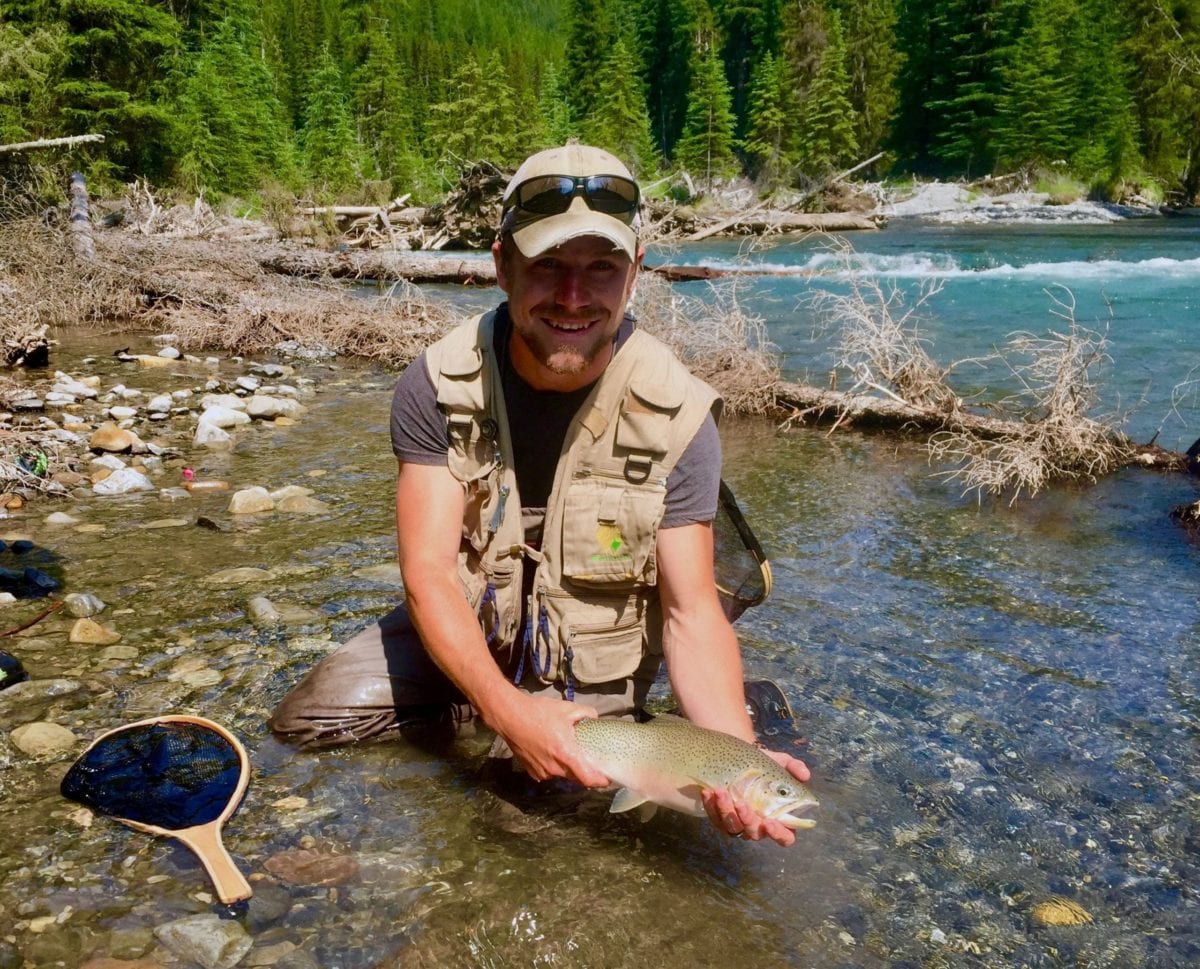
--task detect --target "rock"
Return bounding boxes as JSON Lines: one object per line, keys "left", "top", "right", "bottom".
{"left": 247, "top": 596, "right": 282, "bottom": 626}
{"left": 204, "top": 567, "right": 275, "bottom": 586}
{"left": 9, "top": 720, "right": 77, "bottom": 758}
{"left": 275, "top": 495, "right": 329, "bottom": 515}
{"left": 246, "top": 396, "right": 305, "bottom": 420}
{"left": 79, "top": 958, "right": 163, "bottom": 969}
{"left": 69, "top": 617, "right": 121, "bottom": 645}
{"left": 92, "top": 467, "right": 155, "bottom": 495}
{"left": 244, "top": 880, "right": 292, "bottom": 931}
{"left": 158, "top": 487, "right": 192, "bottom": 501}
{"left": 235, "top": 376, "right": 260, "bottom": 392}
{"left": 90, "top": 423, "right": 139, "bottom": 453}
{"left": 141, "top": 518, "right": 190, "bottom": 529}
{"left": 268, "top": 485, "right": 312, "bottom": 501}
{"left": 105, "top": 925, "right": 157, "bottom": 960}
{"left": 228, "top": 487, "right": 275, "bottom": 515}
{"left": 91, "top": 454, "right": 127, "bottom": 471}
{"left": 274, "top": 952, "right": 319, "bottom": 969}
{"left": 52, "top": 470, "right": 88, "bottom": 488}
{"left": 244, "top": 941, "right": 297, "bottom": 967}
{"left": 52, "top": 372, "right": 98, "bottom": 399}
{"left": 194, "top": 419, "right": 232, "bottom": 448}
{"left": 100, "top": 644, "right": 139, "bottom": 661}
{"left": 108, "top": 405, "right": 138, "bottom": 420}
{"left": 181, "top": 668, "right": 221, "bottom": 689}
{"left": 154, "top": 913, "right": 252, "bottom": 969}
{"left": 146, "top": 394, "right": 173, "bottom": 413}
{"left": 0, "top": 941, "right": 20, "bottom": 969}
{"left": 200, "top": 406, "right": 251, "bottom": 429}
{"left": 157, "top": 346, "right": 181, "bottom": 359}
{"left": 131, "top": 354, "right": 173, "bottom": 368}
{"left": 263, "top": 848, "right": 359, "bottom": 887}
{"left": 200, "top": 393, "right": 246, "bottom": 412}
{"left": 64, "top": 592, "right": 107, "bottom": 617}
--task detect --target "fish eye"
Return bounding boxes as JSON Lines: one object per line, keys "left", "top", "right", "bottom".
{"left": 776, "top": 785, "right": 792, "bottom": 796}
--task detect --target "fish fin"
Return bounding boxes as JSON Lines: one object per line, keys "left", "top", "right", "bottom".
{"left": 609, "top": 787, "right": 653, "bottom": 817}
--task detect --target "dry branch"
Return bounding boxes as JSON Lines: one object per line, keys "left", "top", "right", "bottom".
{"left": 0, "top": 133, "right": 105, "bottom": 154}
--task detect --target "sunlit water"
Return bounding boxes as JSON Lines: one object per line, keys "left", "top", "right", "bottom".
{"left": 0, "top": 218, "right": 1198, "bottom": 967}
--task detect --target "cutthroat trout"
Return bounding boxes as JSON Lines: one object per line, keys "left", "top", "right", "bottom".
{"left": 574, "top": 715, "right": 817, "bottom": 828}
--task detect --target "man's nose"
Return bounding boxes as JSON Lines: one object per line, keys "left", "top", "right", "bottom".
{"left": 554, "top": 268, "right": 588, "bottom": 309}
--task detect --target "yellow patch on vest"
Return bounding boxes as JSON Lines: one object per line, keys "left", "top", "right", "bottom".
{"left": 595, "top": 523, "right": 627, "bottom": 557}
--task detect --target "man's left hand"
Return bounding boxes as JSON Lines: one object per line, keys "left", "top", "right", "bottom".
{"left": 701, "top": 748, "right": 811, "bottom": 847}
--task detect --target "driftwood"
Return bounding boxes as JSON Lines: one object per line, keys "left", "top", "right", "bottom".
{"left": 0, "top": 133, "right": 105, "bottom": 155}
{"left": 774, "top": 380, "right": 1185, "bottom": 471}
{"left": 67, "top": 171, "right": 95, "bottom": 261}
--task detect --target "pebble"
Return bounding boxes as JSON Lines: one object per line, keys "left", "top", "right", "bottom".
{"left": 9, "top": 721, "right": 77, "bottom": 758}
{"left": 92, "top": 467, "right": 155, "bottom": 495}
{"left": 69, "top": 617, "right": 121, "bottom": 645}
{"left": 229, "top": 487, "right": 275, "bottom": 515}
{"left": 64, "top": 592, "right": 106, "bottom": 617}
{"left": 44, "top": 512, "right": 79, "bottom": 526}
{"left": 154, "top": 913, "right": 252, "bottom": 969}
{"left": 247, "top": 596, "right": 282, "bottom": 626}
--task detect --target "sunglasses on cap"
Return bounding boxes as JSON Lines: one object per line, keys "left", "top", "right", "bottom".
{"left": 508, "top": 174, "right": 640, "bottom": 222}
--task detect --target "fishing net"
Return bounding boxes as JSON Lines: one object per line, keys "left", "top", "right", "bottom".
{"left": 713, "top": 480, "right": 771, "bottom": 624}
{"left": 61, "top": 720, "right": 244, "bottom": 830}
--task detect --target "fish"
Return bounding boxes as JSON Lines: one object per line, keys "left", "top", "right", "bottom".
{"left": 574, "top": 714, "right": 817, "bottom": 828}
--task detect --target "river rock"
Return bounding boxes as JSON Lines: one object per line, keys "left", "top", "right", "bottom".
{"left": 69, "top": 617, "right": 121, "bottom": 645}
{"left": 235, "top": 375, "right": 260, "bottom": 392}
{"left": 146, "top": 394, "right": 173, "bottom": 413}
{"left": 131, "top": 354, "right": 173, "bottom": 368}
{"left": 205, "top": 567, "right": 275, "bottom": 586}
{"left": 246, "top": 396, "right": 305, "bottom": 420}
{"left": 200, "top": 393, "right": 246, "bottom": 411}
{"left": 158, "top": 486, "right": 191, "bottom": 501}
{"left": 228, "top": 487, "right": 275, "bottom": 515}
{"left": 92, "top": 467, "right": 154, "bottom": 495}
{"left": 268, "top": 485, "right": 311, "bottom": 501}
{"left": 276, "top": 495, "right": 329, "bottom": 515}
{"left": 100, "top": 644, "right": 139, "bottom": 662}
{"left": 52, "top": 372, "right": 98, "bottom": 399}
{"left": 10, "top": 721, "right": 76, "bottom": 758}
{"left": 108, "top": 405, "right": 138, "bottom": 420}
{"left": 91, "top": 454, "right": 127, "bottom": 471}
{"left": 200, "top": 406, "right": 251, "bottom": 429}
{"left": 246, "top": 596, "right": 282, "bottom": 626}
{"left": 157, "top": 346, "right": 181, "bottom": 359}
{"left": 90, "top": 423, "right": 139, "bottom": 453}
{"left": 154, "top": 913, "right": 252, "bottom": 969}
{"left": 194, "top": 420, "right": 232, "bottom": 448}
{"left": 44, "top": 512, "right": 79, "bottom": 526}
{"left": 65, "top": 592, "right": 106, "bottom": 617}
{"left": 263, "top": 848, "right": 360, "bottom": 887}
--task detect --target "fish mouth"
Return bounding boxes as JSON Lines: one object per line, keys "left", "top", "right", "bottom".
{"left": 773, "top": 801, "right": 819, "bottom": 830}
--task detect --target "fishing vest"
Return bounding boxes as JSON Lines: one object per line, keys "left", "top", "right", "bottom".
{"left": 424, "top": 310, "right": 719, "bottom": 696}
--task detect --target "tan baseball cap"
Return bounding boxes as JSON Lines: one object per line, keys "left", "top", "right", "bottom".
{"left": 500, "top": 144, "right": 640, "bottom": 260}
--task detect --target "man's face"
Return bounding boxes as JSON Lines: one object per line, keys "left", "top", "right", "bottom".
{"left": 493, "top": 234, "right": 642, "bottom": 392}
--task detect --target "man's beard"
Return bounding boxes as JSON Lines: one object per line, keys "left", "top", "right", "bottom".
{"left": 519, "top": 320, "right": 612, "bottom": 376}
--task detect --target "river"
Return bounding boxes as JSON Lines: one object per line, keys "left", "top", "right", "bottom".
{"left": 0, "top": 216, "right": 1198, "bottom": 967}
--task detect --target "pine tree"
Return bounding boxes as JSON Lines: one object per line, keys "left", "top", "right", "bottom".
{"left": 674, "top": 42, "right": 741, "bottom": 188}
{"left": 713, "top": 0, "right": 782, "bottom": 137}
{"left": 173, "top": 6, "right": 290, "bottom": 195}
{"left": 835, "top": 0, "right": 900, "bottom": 158}
{"left": 0, "top": 22, "right": 66, "bottom": 144}
{"left": 563, "top": 0, "right": 615, "bottom": 126}
{"left": 427, "top": 50, "right": 522, "bottom": 167}
{"left": 992, "top": 0, "right": 1073, "bottom": 169}
{"left": 352, "top": 17, "right": 425, "bottom": 194}
{"left": 52, "top": 0, "right": 183, "bottom": 181}
{"left": 742, "top": 51, "right": 793, "bottom": 188}
{"left": 584, "top": 38, "right": 660, "bottom": 176}
{"left": 535, "top": 63, "right": 576, "bottom": 147}
{"left": 300, "top": 47, "right": 362, "bottom": 194}
{"left": 792, "top": 8, "right": 859, "bottom": 175}
{"left": 634, "top": 0, "right": 700, "bottom": 157}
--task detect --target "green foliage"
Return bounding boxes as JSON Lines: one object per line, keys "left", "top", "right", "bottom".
{"left": 674, "top": 42, "right": 740, "bottom": 188}
{"left": 0, "top": 22, "right": 67, "bottom": 144}
{"left": 742, "top": 52, "right": 793, "bottom": 188}
{"left": 583, "top": 37, "right": 660, "bottom": 176}
{"left": 300, "top": 48, "right": 362, "bottom": 194}
{"left": 835, "top": 0, "right": 901, "bottom": 158}
{"left": 427, "top": 50, "right": 523, "bottom": 169}
{"left": 792, "top": 9, "right": 860, "bottom": 175}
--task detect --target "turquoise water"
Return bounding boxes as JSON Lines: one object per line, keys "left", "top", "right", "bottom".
{"left": 667, "top": 218, "right": 1200, "bottom": 451}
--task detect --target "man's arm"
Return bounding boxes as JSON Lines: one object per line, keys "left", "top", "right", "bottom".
{"left": 395, "top": 460, "right": 607, "bottom": 786}
{"left": 656, "top": 522, "right": 811, "bottom": 846}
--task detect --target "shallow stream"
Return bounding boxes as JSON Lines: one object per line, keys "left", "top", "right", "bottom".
{"left": 1, "top": 219, "right": 1199, "bottom": 967}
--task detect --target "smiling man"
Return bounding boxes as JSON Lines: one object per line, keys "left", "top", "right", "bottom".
{"left": 269, "top": 144, "right": 809, "bottom": 845}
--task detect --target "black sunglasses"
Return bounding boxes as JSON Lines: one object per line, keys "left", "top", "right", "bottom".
{"left": 509, "top": 174, "right": 640, "bottom": 221}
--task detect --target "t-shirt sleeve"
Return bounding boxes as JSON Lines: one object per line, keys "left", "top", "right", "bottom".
{"left": 390, "top": 351, "right": 450, "bottom": 464}
{"left": 661, "top": 412, "right": 721, "bottom": 528}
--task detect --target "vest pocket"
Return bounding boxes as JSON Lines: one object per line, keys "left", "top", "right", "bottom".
{"left": 563, "top": 614, "right": 646, "bottom": 685}
{"left": 457, "top": 550, "right": 520, "bottom": 648}
{"left": 560, "top": 477, "right": 664, "bottom": 587}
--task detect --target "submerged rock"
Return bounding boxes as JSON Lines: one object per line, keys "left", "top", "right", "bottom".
{"left": 9, "top": 720, "right": 77, "bottom": 758}
{"left": 229, "top": 487, "right": 275, "bottom": 515}
{"left": 69, "top": 618, "right": 121, "bottom": 645}
{"left": 154, "top": 913, "right": 252, "bottom": 969}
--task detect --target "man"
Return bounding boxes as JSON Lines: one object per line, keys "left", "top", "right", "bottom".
{"left": 269, "top": 144, "right": 809, "bottom": 845}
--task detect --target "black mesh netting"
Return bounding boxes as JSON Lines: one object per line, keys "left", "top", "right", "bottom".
{"left": 713, "top": 480, "right": 771, "bottom": 624}
{"left": 61, "top": 721, "right": 243, "bottom": 829}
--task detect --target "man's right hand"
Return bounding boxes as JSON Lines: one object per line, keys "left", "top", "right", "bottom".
{"left": 485, "top": 692, "right": 610, "bottom": 788}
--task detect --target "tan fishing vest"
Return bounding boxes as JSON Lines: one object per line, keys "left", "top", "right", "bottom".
{"left": 424, "top": 310, "right": 719, "bottom": 695}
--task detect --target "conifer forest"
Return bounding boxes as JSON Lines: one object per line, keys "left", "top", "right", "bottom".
{"left": 1, "top": 0, "right": 1198, "bottom": 205}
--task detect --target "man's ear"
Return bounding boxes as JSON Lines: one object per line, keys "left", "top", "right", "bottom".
{"left": 492, "top": 239, "right": 510, "bottom": 293}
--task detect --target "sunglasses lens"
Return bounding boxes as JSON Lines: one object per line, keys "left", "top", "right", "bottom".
{"left": 583, "top": 176, "right": 639, "bottom": 214}
{"left": 512, "top": 175, "right": 640, "bottom": 219}
{"left": 516, "top": 176, "right": 577, "bottom": 215}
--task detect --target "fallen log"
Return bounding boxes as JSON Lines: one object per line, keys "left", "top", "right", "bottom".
{"left": 0, "top": 133, "right": 104, "bottom": 154}
{"left": 67, "top": 171, "right": 96, "bottom": 261}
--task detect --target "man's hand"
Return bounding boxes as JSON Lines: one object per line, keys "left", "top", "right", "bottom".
{"left": 486, "top": 693, "right": 611, "bottom": 788}
{"left": 701, "top": 747, "right": 811, "bottom": 847}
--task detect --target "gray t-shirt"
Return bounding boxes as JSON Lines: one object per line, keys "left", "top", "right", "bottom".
{"left": 390, "top": 304, "right": 721, "bottom": 536}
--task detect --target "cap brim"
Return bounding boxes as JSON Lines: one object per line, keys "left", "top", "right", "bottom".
{"left": 510, "top": 210, "right": 638, "bottom": 261}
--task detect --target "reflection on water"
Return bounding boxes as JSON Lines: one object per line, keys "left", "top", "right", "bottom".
{"left": 1, "top": 344, "right": 1198, "bottom": 967}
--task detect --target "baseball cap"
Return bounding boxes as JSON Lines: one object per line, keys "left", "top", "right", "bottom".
{"left": 500, "top": 144, "right": 641, "bottom": 260}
